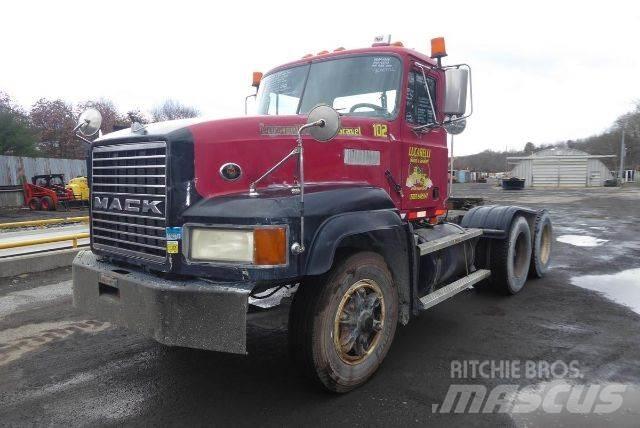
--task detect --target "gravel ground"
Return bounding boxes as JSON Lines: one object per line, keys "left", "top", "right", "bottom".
{"left": 0, "top": 183, "right": 639, "bottom": 427}
{"left": 0, "top": 206, "right": 88, "bottom": 223}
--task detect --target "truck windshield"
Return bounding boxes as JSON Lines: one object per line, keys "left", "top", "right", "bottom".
{"left": 256, "top": 55, "right": 402, "bottom": 119}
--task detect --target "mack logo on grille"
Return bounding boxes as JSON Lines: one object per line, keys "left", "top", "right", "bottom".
{"left": 93, "top": 196, "right": 163, "bottom": 215}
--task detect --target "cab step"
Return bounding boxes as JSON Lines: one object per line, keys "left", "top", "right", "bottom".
{"left": 419, "top": 269, "right": 491, "bottom": 310}
{"left": 417, "top": 228, "right": 483, "bottom": 256}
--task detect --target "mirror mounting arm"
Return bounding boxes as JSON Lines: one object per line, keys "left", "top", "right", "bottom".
{"left": 73, "top": 121, "right": 93, "bottom": 145}
{"left": 249, "top": 105, "right": 339, "bottom": 256}
{"left": 249, "top": 119, "right": 325, "bottom": 255}
{"left": 248, "top": 146, "right": 300, "bottom": 197}
{"left": 245, "top": 89, "right": 257, "bottom": 115}
{"left": 413, "top": 62, "right": 474, "bottom": 131}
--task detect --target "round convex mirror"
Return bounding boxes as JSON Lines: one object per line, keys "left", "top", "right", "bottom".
{"left": 77, "top": 108, "right": 103, "bottom": 136}
{"left": 443, "top": 117, "right": 466, "bottom": 135}
{"left": 307, "top": 104, "right": 341, "bottom": 142}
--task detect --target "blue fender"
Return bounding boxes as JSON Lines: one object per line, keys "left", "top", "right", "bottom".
{"left": 461, "top": 205, "right": 539, "bottom": 239}
{"left": 304, "top": 209, "right": 414, "bottom": 324}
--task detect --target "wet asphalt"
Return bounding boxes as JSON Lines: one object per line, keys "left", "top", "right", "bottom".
{"left": 1, "top": 182, "right": 639, "bottom": 427}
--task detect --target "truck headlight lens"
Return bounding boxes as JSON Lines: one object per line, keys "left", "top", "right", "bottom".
{"left": 188, "top": 227, "right": 287, "bottom": 265}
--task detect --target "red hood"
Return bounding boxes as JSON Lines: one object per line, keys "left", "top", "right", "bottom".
{"left": 188, "top": 114, "right": 398, "bottom": 200}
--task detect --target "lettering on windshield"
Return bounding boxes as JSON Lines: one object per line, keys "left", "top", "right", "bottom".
{"left": 371, "top": 57, "right": 397, "bottom": 73}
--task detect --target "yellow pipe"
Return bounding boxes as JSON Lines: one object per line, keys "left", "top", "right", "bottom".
{"left": 0, "top": 216, "right": 89, "bottom": 229}
{"left": 0, "top": 233, "right": 90, "bottom": 250}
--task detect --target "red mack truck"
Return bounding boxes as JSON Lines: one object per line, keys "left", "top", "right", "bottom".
{"left": 72, "top": 37, "right": 553, "bottom": 392}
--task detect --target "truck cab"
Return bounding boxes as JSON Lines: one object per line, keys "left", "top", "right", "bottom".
{"left": 72, "top": 37, "right": 552, "bottom": 392}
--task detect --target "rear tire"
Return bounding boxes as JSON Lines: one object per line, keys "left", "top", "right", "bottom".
{"left": 28, "top": 197, "right": 41, "bottom": 211}
{"left": 41, "top": 196, "right": 55, "bottom": 211}
{"left": 490, "top": 216, "right": 532, "bottom": 295}
{"left": 529, "top": 211, "right": 553, "bottom": 278}
{"left": 289, "top": 252, "right": 399, "bottom": 393}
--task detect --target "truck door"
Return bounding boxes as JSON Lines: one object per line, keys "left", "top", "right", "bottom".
{"left": 399, "top": 64, "right": 447, "bottom": 212}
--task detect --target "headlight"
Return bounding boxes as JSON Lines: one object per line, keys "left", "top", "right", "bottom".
{"left": 188, "top": 226, "right": 287, "bottom": 265}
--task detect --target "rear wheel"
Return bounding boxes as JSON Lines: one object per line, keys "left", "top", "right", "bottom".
{"left": 40, "top": 196, "right": 55, "bottom": 211}
{"left": 490, "top": 216, "right": 532, "bottom": 294}
{"left": 289, "top": 252, "right": 399, "bottom": 393}
{"left": 529, "top": 211, "right": 553, "bottom": 278}
{"left": 28, "top": 197, "right": 41, "bottom": 211}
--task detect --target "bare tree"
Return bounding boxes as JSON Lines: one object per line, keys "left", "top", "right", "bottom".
{"left": 126, "top": 109, "right": 149, "bottom": 125}
{"left": 77, "top": 98, "right": 128, "bottom": 134}
{"left": 151, "top": 99, "right": 200, "bottom": 122}
{"left": 29, "top": 98, "right": 81, "bottom": 158}
{"left": 524, "top": 142, "right": 535, "bottom": 155}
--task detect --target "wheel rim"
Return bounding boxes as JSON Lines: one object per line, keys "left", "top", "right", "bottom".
{"left": 333, "top": 279, "right": 385, "bottom": 364}
{"left": 513, "top": 231, "right": 529, "bottom": 279}
{"left": 539, "top": 223, "right": 552, "bottom": 265}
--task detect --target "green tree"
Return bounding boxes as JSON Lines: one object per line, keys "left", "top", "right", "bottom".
{"left": 0, "top": 91, "right": 37, "bottom": 156}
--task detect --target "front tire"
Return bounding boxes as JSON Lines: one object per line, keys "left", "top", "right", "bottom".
{"left": 28, "top": 197, "right": 41, "bottom": 211}
{"left": 289, "top": 252, "right": 399, "bottom": 393}
{"left": 41, "top": 196, "right": 55, "bottom": 211}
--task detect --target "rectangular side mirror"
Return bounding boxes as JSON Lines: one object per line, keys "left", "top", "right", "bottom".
{"left": 444, "top": 68, "right": 468, "bottom": 116}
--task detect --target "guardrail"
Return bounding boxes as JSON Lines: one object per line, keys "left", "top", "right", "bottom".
{"left": 0, "top": 233, "right": 90, "bottom": 250}
{"left": 0, "top": 216, "right": 89, "bottom": 229}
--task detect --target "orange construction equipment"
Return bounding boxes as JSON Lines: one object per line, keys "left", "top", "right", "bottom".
{"left": 22, "top": 174, "right": 81, "bottom": 211}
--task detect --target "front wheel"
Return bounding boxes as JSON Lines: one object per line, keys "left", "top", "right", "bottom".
{"left": 28, "top": 197, "right": 41, "bottom": 211}
{"left": 289, "top": 252, "right": 399, "bottom": 393}
{"left": 41, "top": 196, "right": 55, "bottom": 211}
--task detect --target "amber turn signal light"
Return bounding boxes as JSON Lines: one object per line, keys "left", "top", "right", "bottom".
{"left": 430, "top": 37, "right": 447, "bottom": 59}
{"left": 254, "top": 227, "right": 287, "bottom": 265}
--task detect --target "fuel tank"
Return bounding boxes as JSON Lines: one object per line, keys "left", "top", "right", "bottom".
{"left": 414, "top": 222, "right": 477, "bottom": 295}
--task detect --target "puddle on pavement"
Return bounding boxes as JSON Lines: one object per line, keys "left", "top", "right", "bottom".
{"left": 0, "top": 281, "right": 72, "bottom": 319}
{"left": 557, "top": 235, "right": 608, "bottom": 247}
{"left": 555, "top": 226, "right": 588, "bottom": 234}
{"left": 570, "top": 268, "right": 640, "bottom": 315}
{"left": 0, "top": 320, "right": 110, "bottom": 366}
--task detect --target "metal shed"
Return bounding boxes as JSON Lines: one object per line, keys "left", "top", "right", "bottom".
{"left": 508, "top": 148, "right": 614, "bottom": 188}
{"left": 0, "top": 155, "right": 87, "bottom": 207}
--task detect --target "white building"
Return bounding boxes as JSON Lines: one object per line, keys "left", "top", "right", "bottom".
{"left": 507, "top": 148, "right": 615, "bottom": 188}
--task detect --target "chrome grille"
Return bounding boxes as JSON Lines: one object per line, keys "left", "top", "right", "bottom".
{"left": 91, "top": 141, "right": 167, "bottom": 263}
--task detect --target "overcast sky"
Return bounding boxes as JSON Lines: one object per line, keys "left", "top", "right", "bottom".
{"left": 2, "top": 1, "right": 639, "bottom": 155}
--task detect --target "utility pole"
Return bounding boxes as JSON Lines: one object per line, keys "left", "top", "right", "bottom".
{"left": 619, "top": 128, "right": 625, "bottom": 184}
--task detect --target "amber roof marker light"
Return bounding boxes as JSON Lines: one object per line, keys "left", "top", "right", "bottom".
{"left": 252, "top": 71, "right": 263, "bottom": 88}
{"left": 430, "top": 37, "right": 448, "bottom": 67}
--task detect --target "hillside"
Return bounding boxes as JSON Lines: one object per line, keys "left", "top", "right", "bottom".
{"left": 455, "top": 103, "right": 640, "bottom": 173}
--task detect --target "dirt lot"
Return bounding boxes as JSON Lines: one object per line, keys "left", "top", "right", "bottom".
{"left": 1, "top": 182, "right": 639, "bottom": 426}
{"left": 0, "top": 206, "right": 88, "bottom": 223}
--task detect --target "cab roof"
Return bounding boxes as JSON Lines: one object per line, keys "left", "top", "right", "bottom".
{"left": 265, "top": 45, "right": 438, "bottom": 76}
